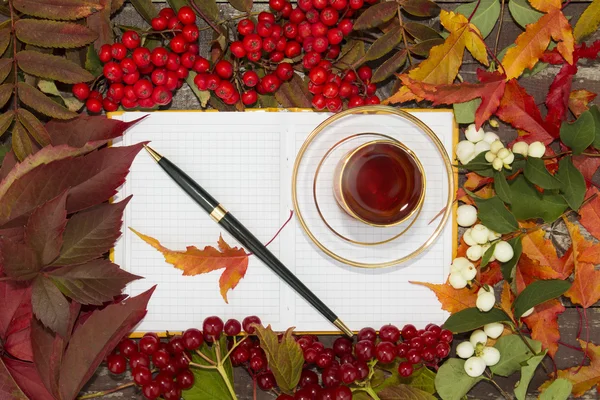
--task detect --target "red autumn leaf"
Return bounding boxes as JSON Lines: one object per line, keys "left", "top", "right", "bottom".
{"left": 0, "top": 281, "right": 33, "bottom": 361}
{"left": 540, "top": 340, "right": 600, "bottom": 397}
{"left": 410, "top": 281, "right": 478, "bottom": 314}
{"left": 0, "top": 237, "right": 41, "bottom": 281}
{"left": 1, "top": 357, "right": 53, "bottom": 400}
{"left": 25, "top": 190, "right": 68, "bottom": 266}
{"left": 580, "top": 187, "right": 600, "bottom": 240}
{"left": 569, "top": 89, "right": 597, "bottom": 117}
{"left": 564, "top": 220, "right": 600, "bottom": 308}
{"left": 131, "top": 229, "right": 249, "bottom": 303}
{"left": 479, "top": 262, "right": 503, "bottom": 286}
{"left": 31, "top": 275, "right": 70, "bottom": 338}
{"left": 0, "top": 357, "right": 28, "bottom": 400}
{"left": 58, "top": 286, "right": 154, "bottom": 400}
{"left": 522, "top": 299, "right": 565, "bottom": 358}
{"left": 545, "top": 63, "right": 578, "bottom": 129}
{"left": 521, "top": 229, "right": 574, "bottom": 279}
{"left": 496, "top": 79, "right": 557, "bottom": 144}
{"left": 0, "top": 142, "right": 145, "bottom": 226}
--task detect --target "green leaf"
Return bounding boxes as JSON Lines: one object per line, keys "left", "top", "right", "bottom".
{"left": 539, "top": 378, "right": 573, "bottom": 400}
{"left": 509, "top": 175, "right": 568, "bottom": 223}
{"left": 589, "top": 105, "right": 600, "bottom": 149}
{"left": 16, "top": 50, "right": 94, "bottom": 84}
{"left": 471, "top": 194, "right": 519, "bottom": 234}
{"left": 493, "top": 170, "right": 512, "bottom": 204}
{"left": 453, "top": 99, "right": 481, "bottom": 124}
{"left": 435, "top": 358, "right": 484, "bottom": 400}
{"left": 490, "top": 334, "right": 542, "bottom": 376}
{"left": 38, "top": 80, "right": 84, "bottom": 112}
{"left": 32, "top": 275, "right": 70, "bottom": 337}
{"left": 364, "top": 26, "right": 403, "bottom": 62}
{"left": 371, "top": 49, "right": 407, "bottom": 83}
{"left": 455, "top": 0, "right": 501, "bottom": 38}
{"left": 0, "top": 27, "right": 11, "bottom": 57}
{"left": 508, "top": 0, "right": 543, "bottom": 28}
{"left": 378, "top": 384, "right": 436, "bottom": 400}
{"left": 15, "top": 20, "right": 98, "bottom": 49}
{"left": 186, "top": 72, "right": 211, "bottom": 108}
{"left": 501, "top": 236, "right": 522, "bottom": 283}
{"left": 560, "top": 110, "right": 595, "bottom": 155}
{"left": 254, "top": 325, "right": 303, "bottom": 394}
{"left": 0, "top": 110, "right": 15, "bottom": 138}
{"left": 16, "top": 108, "right": 51, "bottom": 147}
{"left": 13, "top": 0, "right": 103, "bottom": 20}
{"left": 130, "top": 0, "right": 158, "bottom": 24}
{"left": 401, "top": 0, "right": 440, "bottom": 17}
{"left": 335, "top": 40, "right": 365, "bottom": 69}
{"left": 556, "top": 156, "right": 586, "bottom": 211}
{"left": 462, "top": 151, "right": 492, "bottom": 173}
{"left": 228, "top": 0, "right": 253, "bottom": 13}
{"left": 0, "top": 58, "right": 12, "bottom": 83}
{"left": 374, "top": 359, "right": 436, "bottom": 394}
{"left": 275, "top": 73, "right": 312, "bottom": 108}
{"left": 524, "top": 157, "right": 561, "bottom": 189}
{"left": 167, "top": 0, "right": 187, "bottom": 11}
{"left": 480, "top": 240, "right": 498, "bottom": 268}
{"left": 513, "top": 279, "right": 571, "bottom": 320}
{"left": 443, "top": 307, "right": 510, "bottom": 333}
{"left": 85, "top": 45, "right": 103, "bottom": 77}
{"left": 184, "top": 336, "right": 234, "bottom": 400}
{"left": 11, "top": 120, "right": 33, "bottom": 161}
{"left": 573, "top": 0, "right": 600, "bottom": 43}
{"left": 191, "top": 0, "right": 220, "bottom": 27}
{"left": 409, "top": 38, "right": 445, "bottom": 57}
{"left": 0, "top": 83, "right": 13, "bottom": 109}
{"left": 354, "top": 2, "right": 398, "bottom": 30}
{"left": 514, "top": 351, "right": 547, "bottom": 400}
{"left": 17, "top": 82, "right": 77, "bottom": 120}
{"left": 403, "top": 22, "right": 441, "bottom": 41}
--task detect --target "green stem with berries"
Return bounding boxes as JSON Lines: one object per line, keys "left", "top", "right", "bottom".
{"left": 483, "top": 370, "right": 512, "bottom": 400}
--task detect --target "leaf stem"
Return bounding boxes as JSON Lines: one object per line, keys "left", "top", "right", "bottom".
{"left": 76, "top": 382, "right": 136, "bottom": 399}
{"left": 493, "top": 0, "right": 505, "bottom": 56}
{"left": 467, "top": 0, "right": 482, "bottom": 22}
{"left": 8, "top": 0, "right": 18, "bottom": 110}
{"left": 397, "top": 8, "right": 413, "bottom": 66}
{"left": 513, "top": 326, "right": 549, "bottom": 373}
{"left": 542, "top": 150, "right": 600, "bottom": 159}
{"left": 484, "top": 370, "right": 512, "bottom": 400}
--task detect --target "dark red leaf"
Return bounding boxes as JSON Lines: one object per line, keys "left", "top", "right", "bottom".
{"left": 0, "top": 281, "right": 32, "bottom": 361}
{"left": 0, "top": 357, "right": 28, "bottom": 400}
{"left": 0, "top": 150, "right": 17, "bottom": 181}
{"left": 58, "top": 286, "right": 155, "bottom": 400}
{"left": 401, "top": 0, "right": 440, "bottom": 17}
{"left": 54, "top": 197, "right": 131, "bottom": 266}
{"left": 31, "top": 275, "right": 70, "bottom": 338}
{"left": 573, "top": 154, "right": 600, "bottom": 182}
{"left": 545, "top": 63, "right": 578, "bottom": 137}
{"left": 0, "top": 143, "right": 145, "bottom": 226}
{"left": 575, "top": 40, "right": 600, "bottom": 59}
{"left": 0, "top": 237, "right": 41, "bottom": 280}
{"left": 25, "top": 191, "right": 68, "bottom": 266}
{"left": 45, "top": 115, "right": 147, "bottom": 148}
{"left": 2, "top": 357, "right": 54, "bottom": 400}
{"left": 87, "top": 0, "right": 112, "bottom": 51}
{"left": 496, "top": 79, "right": 557, "bottom": 144}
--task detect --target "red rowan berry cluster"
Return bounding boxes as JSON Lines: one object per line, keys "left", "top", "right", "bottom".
{"left": 72, "top": 6, "right": 201, "bottom": 113}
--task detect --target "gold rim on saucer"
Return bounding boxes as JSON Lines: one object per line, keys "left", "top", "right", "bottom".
{"left": 292, "top": 105, "right": 455, "bottom": 269}
{"left": 334, "top": 138, "right": 426, "bottom": 228}
{"left": 313, "top": 132, "right": 423, "bottom": 246}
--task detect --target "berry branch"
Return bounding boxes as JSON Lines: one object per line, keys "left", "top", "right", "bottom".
{"left": 483, "top": 370, "right": 512, "bottom": 400}
{"left": 77, "top": 382, "right": 137, "bottom": 400}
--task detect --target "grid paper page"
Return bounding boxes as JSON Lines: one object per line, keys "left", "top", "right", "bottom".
{"left": 112, "top": 112, "right": 291, "bottom": 331}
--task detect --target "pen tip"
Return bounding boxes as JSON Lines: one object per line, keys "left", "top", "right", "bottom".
{"left": 143, "top": 144, "right": 162, "bottom": 162}
{"left": 333, "top": 319, "right": 353, "bottom": 338}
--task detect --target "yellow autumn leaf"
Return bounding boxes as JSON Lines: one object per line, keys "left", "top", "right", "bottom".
{"left": 573, "top": 0, "right": 600, "bottom": 42}
{"left": 501, "top": 9, "right": 574, "bottom": 79}
{"left": 385, "top": 10, "right": 488, "bottom": 104}
{"left": 527, "top": 0, "right": 561, "bottom": 12}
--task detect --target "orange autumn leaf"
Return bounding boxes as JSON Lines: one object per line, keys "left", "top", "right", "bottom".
{"left": 580, "top": 186, "right": 600, "bottom": 240}
{"left": 499, "top": 282, "right": 515, "bottom": 322}
{"left": 410, "top": 281, "right": 477, "bottom": 314}
{"left": 501, "top": 9, "right": 574, "bottom": 80}
{"left": 568, "top": 89, "right": 597, "bottom": 117}
{"left": 528, "top": 0, "right": 561, "bottom": 12}
{"left": 522, "top": 299, "right": 565, "bottom": 358}
{"left": 563, "top": 220, "right": 600, "bottom": 308}
{"left": 521, "top": 229, "right": 574, "bottom": 279}
{"left": 480, "top": 262, "right": 503, "bottom": 286}
{"left": 386, "top": 10, "right": 487, "bottom": 104}
{"left": 131, "top": 228, "right": 249, "bottom": 303}
{"left": 540, "top": 340, "right": 600, "bottom": 397}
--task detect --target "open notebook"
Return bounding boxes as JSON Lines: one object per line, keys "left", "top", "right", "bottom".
{"left": 111, "top": 110, "right": 457, "bottom": 333}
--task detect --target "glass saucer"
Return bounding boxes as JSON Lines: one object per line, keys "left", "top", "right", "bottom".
{"left": 292, "top": 105, "right": 455, "bottom": 268}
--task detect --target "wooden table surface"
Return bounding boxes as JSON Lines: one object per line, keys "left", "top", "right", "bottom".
{"left": 82, "top": 1, "right": 600, "bottom": 399}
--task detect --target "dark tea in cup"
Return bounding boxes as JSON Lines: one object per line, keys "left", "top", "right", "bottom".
{"left": 333, "top": 140, "right": 425, "bottom": 226}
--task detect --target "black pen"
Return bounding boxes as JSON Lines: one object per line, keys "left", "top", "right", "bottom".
{"left": 143, "top": 145, "right": 353, "bottom": 337}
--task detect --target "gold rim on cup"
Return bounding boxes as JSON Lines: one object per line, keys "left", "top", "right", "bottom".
{"left": 291, "top": 105, "right": 456, "bottom": 269}
{"left": 313, "top": 133, "right": 423, "bottom": 246}
{"left": 333, "top": 139, "right": 426, "bottom": 228}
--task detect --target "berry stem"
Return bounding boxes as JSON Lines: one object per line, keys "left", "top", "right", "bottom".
{"left": 224, "top": 336, "right": 248, "bottom": 361}
{"left": 512, "top": 326, "right": 549, "bottom": 373}
{"left": 76, "top": 381, "right": 136, "bottom": 399}
{"left": 195, "top": 348, "right": 217, "bottom": 365}
{"left": 217, "top": 363, "right": 239, "bottom": 400}
{"left": 493, "top": 0, "right": 506, "bottom": 56}
{"left": 189, "top": 360, "right": 217, "bottom": 369}
{"left": 483, "top": 371, "right": 512, "bottom": 400}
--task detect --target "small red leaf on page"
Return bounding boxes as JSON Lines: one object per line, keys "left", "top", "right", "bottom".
{"left": 131, "top": 229, "right": 249, "bottom": 303}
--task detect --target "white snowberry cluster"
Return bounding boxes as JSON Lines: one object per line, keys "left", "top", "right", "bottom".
{"left": 512, "top": 141, "right": 546, "bottom": 158}
{"left": 456, "top": 124, "right": 500, "bottom": 165}
{"left": 449, "top": 257, "right": 477, "bottom": 289}
{"left": 485, "top": 140, "right": 515, "bottom": 171}
{"left": 457, "top": 324, "right": 503, "bottom": 377}
{"left": 476, "top": 286, "right": 496, "bottom": 312}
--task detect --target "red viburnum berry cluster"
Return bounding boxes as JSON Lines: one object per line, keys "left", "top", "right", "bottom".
{"left": 72, "top": 6, "right": 201, "bottom": 113}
